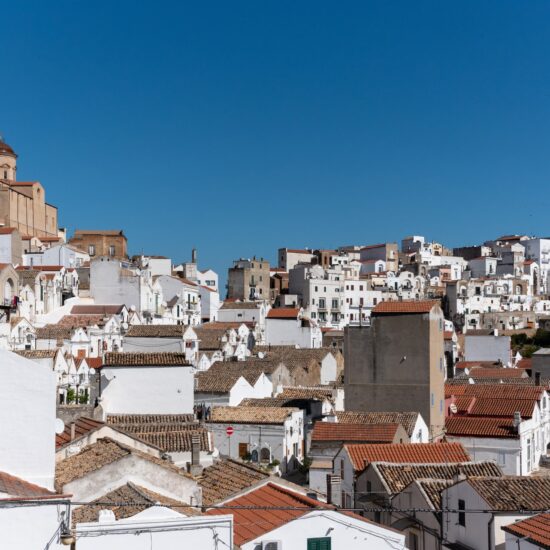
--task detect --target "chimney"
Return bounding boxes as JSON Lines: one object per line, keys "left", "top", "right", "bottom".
{"left": 535, "top": 371, "right": 541, "bottom": 386}
{"left": 513, "top": 411, "right": 522, "bottom": 431}
{"left": 187, "top": 433, "right": 203, "bottom": 476}
{"left": 70, "top": 422, "right": 76, "bottom": 441}
{"left": 326, "top": 474, "right": 342, "bottom": 507}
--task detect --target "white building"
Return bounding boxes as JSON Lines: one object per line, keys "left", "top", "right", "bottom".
{"left": 207, "top": 406, "right": 304, "bottom": 473}
{"left": 265, "top": 307, "right": 322, "bottom": 348}
{"left": 98, "top": 352, "right": 194, "bottom": 417}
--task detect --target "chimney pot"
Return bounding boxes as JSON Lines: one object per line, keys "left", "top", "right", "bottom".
{"left": 326, "top": 474, "right": 342, "bottom": 507}
{"left": 535, "top": 371, "right": 541, "bottom": 386}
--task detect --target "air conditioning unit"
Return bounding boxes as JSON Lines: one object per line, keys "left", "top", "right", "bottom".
{"left": 257, "top": 542, "right": 282, "bottom": 550}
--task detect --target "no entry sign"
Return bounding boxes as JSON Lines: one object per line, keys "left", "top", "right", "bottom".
{"left": 226, "top": 426, "right": 234, "bottom": 436}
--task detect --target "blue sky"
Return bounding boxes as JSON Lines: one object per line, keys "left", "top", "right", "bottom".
{"left": 2, "top": 1, "right": 550, "bottom": 281}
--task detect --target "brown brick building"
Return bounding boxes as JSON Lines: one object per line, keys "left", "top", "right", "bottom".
{"left": 69, "top": 230, "right": 128, "bottom": 259}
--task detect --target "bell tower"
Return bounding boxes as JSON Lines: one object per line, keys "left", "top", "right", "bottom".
{"left": 0, "top": 136, "right": 17, "bottom": 181}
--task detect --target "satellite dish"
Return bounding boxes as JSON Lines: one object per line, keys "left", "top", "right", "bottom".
{"left": 258, "top": 352, "right": 265, "bottom": 359}
{"left": 449, "top": 403, "right": 458, "bottom": 414}
{"left": 104, "top": 371, "right": 116, "bottom": 381}
{"left": 55, "top": 418, "right": 65, "bottom": 435}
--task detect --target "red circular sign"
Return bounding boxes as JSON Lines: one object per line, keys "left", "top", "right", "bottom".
{"left": 226, "top": 426, "right": 234, "bottom": 436}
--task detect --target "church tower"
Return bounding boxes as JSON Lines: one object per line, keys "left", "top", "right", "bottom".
{"left": 0, "top": 137, "right": 17, "bottom": 181}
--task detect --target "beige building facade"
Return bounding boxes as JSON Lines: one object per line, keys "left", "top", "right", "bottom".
{"left": 0, "top": 138, "right": 59, "bottom": 239}
{"left": 69, "top": 230, "right": 128, "bottom": 259}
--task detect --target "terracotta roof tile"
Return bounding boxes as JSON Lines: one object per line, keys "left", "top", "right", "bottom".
{"left": 455, "top": 361, "right": 501, "bottom": 370}
{"left": 445, "top": 416, "right": 519, "bottom": 438}
{"left": 445, "top": 384, "right": 546, "bottom": 400}
{"left": 461, "top": 367, "right": 527, "bottom": 379}
{"left": 103, "top": 352, "right": 189, "bottom": 366}
{"left": 344, "top": 443, "right": 470, "bottom": 472}
{"left": 125, "top": 325, "right": 185, "bottom": 338}
{"left": 459, "top": 397, "right": 537, "bottom": 418}
{"left": 71, "top": 482, "right": 196, "bottom": 525}
{"left": 198, "top": 459, "right": 270, "bottom": 506}
{"left": 70, "top": 305, "right": 124, "bottom": 315}
{"left": 502, "top": 512, "right": 550, "bottom": 548}
{"left": 56, "top": 417, "right": 105, "bottom": 448}
{"left": 15, "top": 350, "right": 56, "bottom": 360}
{"left": 336, "top": 411, "right": 420, "bottom": 438}
{"left": 468, "top": 477, "right": 550, "bottom": 510}
{"left": 373, "top": 462, "right": 502, "bottom": 495}
{"left": 266, "top": 308, "right": 300, "bottom": 319}
{"left": 35, "top": 325, "right": 73, "bottom": 340}
{"left": 0, "top": 471, "right": 56, "bottom": 498}
{"left": 372, "top": 300, "right": 440, "bottom": 315}
{"left": 208, "top": 406, "right": 299, "bottom": 425}
{"left": 106, "top": 414, "right": 195, "bottom": 425}
{"left": 311, "top": 422, "right": 401, "bottom": 443}
{"left": 206, "top": 483, "right": 332, "bottom": 545}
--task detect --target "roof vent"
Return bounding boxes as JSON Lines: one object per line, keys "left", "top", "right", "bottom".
{"left": 98, "top": 509, "right": 116, "bottom": 523}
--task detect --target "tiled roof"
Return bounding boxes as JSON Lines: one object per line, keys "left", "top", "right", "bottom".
{"left": 455, "top": 361, "right": 501, "bottom": 370}
{"left": 125, "top": 325, "right": 185, "bottom": 338}
{"left": 278, "top": 386, "right": 335, "bottom": 402}
{"left": 240, "top": 397, "right": 298, "bottom": 407}
{"left": 55, "top": 438, "right": 186, "bottom": 491}
{"left": 344, "top": 443, "right": 470, "bottom": 472}
{"left": 71, "top": 482, "right": 196, "bottom": 525}
{"left": 70, "top": 304, "right": 125, "bottom": 315}
{"left": 194, "top": 327, "right": 228, "bottom": 350}
{"left": 35, "top": 325, "right": 73, "bottom": 340}
{"left": 200, "top": 322, "right": 251, "bottom": 330}
{"left": 502, "top": 512, "right": 550, "bottom": 549}
{"left": 196, "top": 362, "right": 268, "bottom": 393}
{"left": 208, "top": 406, "right": 299, "bottom": 425}
{"left": 15, "top": 350, "right": 56, "bottom": 360}
{"left": 468, "top": 477, "right": 550, "bottom": 511}
{"left": 73, "top": 229, "right": 125, "bottom": 236}
{"left": 76, "top": 357, "right": 102, "bottom": 369}
{"left": 311, "top": 422, "right": 401, "bottom": 443}
{"left": 197, "top": 458, "right": 270, "bottom": 506}
{"left": 56, "top": 417, "right": 105, "bottom": 448}
{"left": 58, "top": 314, "right": 105, "bottom": 328}
{"left": 373, "top": 462, "right": 502, "bottom": 495}
{"left": 372, "top": 300, "right": 440, "bottom": 315}
{"left": 262, "top": 348, "right": 335, "bottom": 371}
{"left": 416, "top": 479, "right": 454, "bottom": 510}
{"left": 106, "top": 414, "right": 195, "bottom": 426}
{"left": 517, "top": 358, "right": 532, "bottom": 369}
{"left": 449, "top": 377, "right": 541, "bottom": 386}
{"left": 102, "top": 352, "right": 189, "bottom": 366}
{"left": 460, "top": 367, "right": 527, "bottom": 379}
{"left": 266, "top": 308, "right": 300, "bottom": 319}
{"left": 445, "top": 417, "right": 519, "bottom": 438}
{"left": 445, "top": 384, "right": 546, "bottom": 400}
{"left": 336, "top": 411, "right": 420, "bottom": 438}
{"left": 220, "top": 301, "right": 260, "bottom": 310}
{"left": 206, "top": 482, "right": 332, "bottom": 545}
{"left": 0, "top": 471, "right": 56, "bottom": 498}
{"left": 457, "top": 397, "right": 537, "bottom": 418}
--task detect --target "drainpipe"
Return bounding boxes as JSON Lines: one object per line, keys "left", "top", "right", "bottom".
{"left": 487, "top": 514, "right": 494, "bottom": 550}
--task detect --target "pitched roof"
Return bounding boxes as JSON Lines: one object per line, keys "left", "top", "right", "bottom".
{"left": 502, "top": 512, "right": 550, "bottom": 549}
{"left": 445, "top": 417, "right": 519, "bottom": 438}
{"left": 459, "top": 367, "right": 527, "bottom": 379}
{"left": 344, "top": 443, "right": 470, "bottom": 472}
{"left": 15, "top": 350, "right": 56, "bottom": 360}
{"left": 71, "top": 482, "right": 196, "bottom": 525}
{"left": 197, "top": 458, "right": 270, "bottom": 506}
{"left": 70, "top": 304, "right": 125, "bottom": 315}
{"left": 0, "top": 471, "right": 56, "bottom": 499}
{"left": 373, "top": 462, "right": 503, "bottom": 495}
{"left": 125, "top": 325, "right": 185, "bottom": 338}
{"left": 311, "top": 422, "right": 401, "bottom": 443}
{"left": 455, "top": 361, "right": 501, "bottom": 370}
{"left": 194, "top": 327, "right": 228, "bottom": 350}
{"left": 35, "top": 325, "right": 73, "bottom": 340}
{"left": 336, "top": 411, "right": 421, "bottom": 438}
{"left": 208, "top": 406, "right": 299, "bottom": 425}
{"left": 102, "top": 352, "right": 189, "bottom": 366}
{"left": 196, "top": 362, "right": 269, "bottom": 393}
{"left": 106, "top": 414, "right": 195, "bottom": 426}
{"left": 445, "top": 384, "right": 546, "bottom": 400}
{"left": 58, "top": 314, "right": 105, "bottom": 328}
{"left": 55, "top": 438, "right": 187, "bottom": 491}
{"left": 266, "top": 308, "right": 300, "bottom": 319}
{"left": 416, "top": 479, "right": 454, "bottom": 510}
{"left": 220, "top": 301, "right": 260, "bottom": 310}
{"left": 206, "top": 482, "right": 332, "bottom": 545}
{"left": 467, "top": 477, "right": 550, "bottom": 510}
{"left": 278, "top": 386, "right": 335, "bottom": 403}
{"left": 456, "top": 397, "right": 537, "bottom": 418}
{"left": 56, "top": 417, "right": 105, "bottom": 449}
{"left": 372, "top": 300, "right": 440, "bottom": 315}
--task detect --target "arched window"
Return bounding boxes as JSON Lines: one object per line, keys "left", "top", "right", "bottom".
{"left": 260, "top": 447, "right": 271, "bottom": 463}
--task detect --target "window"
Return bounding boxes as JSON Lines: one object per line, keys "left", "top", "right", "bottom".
{"left": 340, "top": 459, "right": 345, "bottom": 479}
{"left": 88, "top": 245, "right": 96, "bottom": 256}
{"left": 108, "top": 245, "right": 115, "bottom": 256}
{"left": 498, "top": 452, "right": 506, "bottom": 466}
{"left": 331, "top": 299, "right": 338, "bottom": 309}
{"left": 238, "top": 443, "right": 248, "bottom": 458}
{"left": 307, "top": 537, "right": 331, "bottom": 550}
{"left": 458, "top": 499, "right": 466, "bottom": 527}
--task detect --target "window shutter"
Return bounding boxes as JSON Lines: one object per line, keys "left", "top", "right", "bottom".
{"left": 307, "top": 538, "right": 332, "bottom": 550}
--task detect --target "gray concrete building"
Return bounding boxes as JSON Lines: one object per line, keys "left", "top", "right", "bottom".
{"left": 344, "top": 300, "right": 445, "bottom": 440}
{"left": 227, "top": 257, "right": 270, "bottom": 301}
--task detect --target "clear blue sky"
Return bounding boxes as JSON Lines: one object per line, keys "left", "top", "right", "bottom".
{"left": 3, "top": 1, "right": 550, "bottom": 280}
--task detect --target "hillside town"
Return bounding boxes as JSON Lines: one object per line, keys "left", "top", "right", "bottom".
{"left": 3, "top": 136, "right": 550, "bottom": 550}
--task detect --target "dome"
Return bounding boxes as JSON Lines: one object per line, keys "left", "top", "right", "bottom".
{"left": 0, "top": 138, "right": 16, "bottom": 158}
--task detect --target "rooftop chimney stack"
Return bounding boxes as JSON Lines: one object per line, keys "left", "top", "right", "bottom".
{"left": 513, "top": 411, "right": 522, "bottom": 431}
{"left": 535, "top": 371, "right": 541, "bottom": 387}
{"left": 70, "top": 422, "right": 76, "bottom": 441}
{"left": 326, "top": 474, "right": 342, "bottom": 508}
{"left": 188, "top": 433, "right": 203, "bottom": 476}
